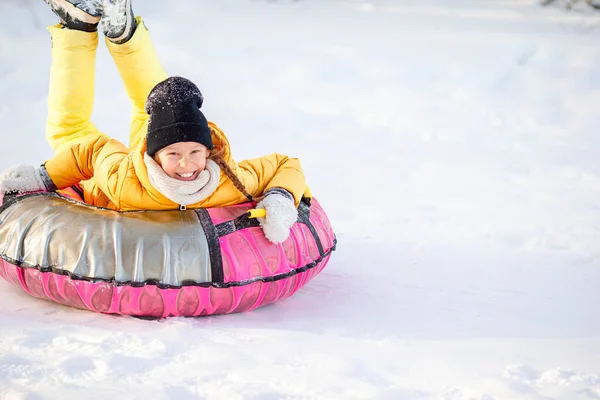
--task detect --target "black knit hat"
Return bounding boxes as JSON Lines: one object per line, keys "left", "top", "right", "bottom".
{"left": 145, "top": 77, "right": 213, "bottom": 157}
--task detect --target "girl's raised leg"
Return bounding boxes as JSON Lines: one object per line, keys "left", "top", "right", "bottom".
{"left": 105, "top": 17, "right": 168, "bottom": 150}
{"left": 46, "top": 25, "right": 105, "bottom": 151}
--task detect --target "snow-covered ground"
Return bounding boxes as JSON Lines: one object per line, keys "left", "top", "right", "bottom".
{"left": 1, "top": 0, "right": 600, "bottom": 399}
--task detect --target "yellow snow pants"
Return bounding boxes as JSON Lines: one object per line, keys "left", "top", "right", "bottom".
{"left": 46, "top": 17, "right": 168, "bottom": 152}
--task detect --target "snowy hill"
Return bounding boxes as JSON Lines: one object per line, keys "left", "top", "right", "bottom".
{"left": 0, "top": 1, "right": 599, "bottom": 399}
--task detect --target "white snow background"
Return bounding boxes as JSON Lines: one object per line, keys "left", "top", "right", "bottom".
{"left": 1, "top": 0, "right": 600, "bottom": 399}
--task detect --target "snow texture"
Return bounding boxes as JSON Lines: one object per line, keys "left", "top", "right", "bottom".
{"left": 101, "top": 0, "right": 131, "bottom": 39}
{"left": 1, "top": 0, "right": 600, "bottom": 399}
{"left": 542, "top": 0, "right": 600, "bottom": 12}
{"left": 66, "top": 0, "right": 103, "bottom": 17}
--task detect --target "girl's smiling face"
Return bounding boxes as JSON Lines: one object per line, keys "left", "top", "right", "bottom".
{"left": 154, "top": 142, "right": 210, "bottom": 181}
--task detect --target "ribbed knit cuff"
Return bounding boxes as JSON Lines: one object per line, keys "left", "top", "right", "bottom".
{"left": 264, "top": 187, "right": 294, "bottom": 202}
{"left": 38, "top": 165, "right": 58, "bottom": 192}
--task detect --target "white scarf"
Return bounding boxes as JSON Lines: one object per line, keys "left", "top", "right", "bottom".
{"left": 143, "top": 153, "right": 221, "bottom": 206}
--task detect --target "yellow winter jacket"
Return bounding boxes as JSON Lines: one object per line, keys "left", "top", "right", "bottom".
{"left": 44, "top": 123, "right": 306, "bottom": 211}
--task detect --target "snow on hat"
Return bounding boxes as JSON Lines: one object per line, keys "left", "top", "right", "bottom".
{"left": 145, "top": 76, "right": 213, "bottom": 157}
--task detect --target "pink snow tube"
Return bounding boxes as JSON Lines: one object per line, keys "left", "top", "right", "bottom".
{"left": 0, "top": 189, "right": 336, "bottom": 318}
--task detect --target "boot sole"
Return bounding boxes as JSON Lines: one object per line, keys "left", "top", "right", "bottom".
{"left": 103, "top": 0, "right": 134, "bottom": 43}
{"left": 47, "top": 0, "right": 101, "bottom": 22}
{"left": 45, "top": 0, "right": 101, "bottom": 32}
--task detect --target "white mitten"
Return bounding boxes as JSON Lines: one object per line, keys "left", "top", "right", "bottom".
{"left": 256, "top": 188, "right": 298, "bottom": 244}
{"left": 0, "top": 165, "right": 48, "bottom": 194}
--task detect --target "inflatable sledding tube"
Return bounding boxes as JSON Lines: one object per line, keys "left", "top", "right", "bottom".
{"left": 0, "top": 190, "right": 336, "bottom": 318}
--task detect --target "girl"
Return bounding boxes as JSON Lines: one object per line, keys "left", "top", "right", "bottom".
{"left": 0, "top": 0, "right": 305, "bottom": 244}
